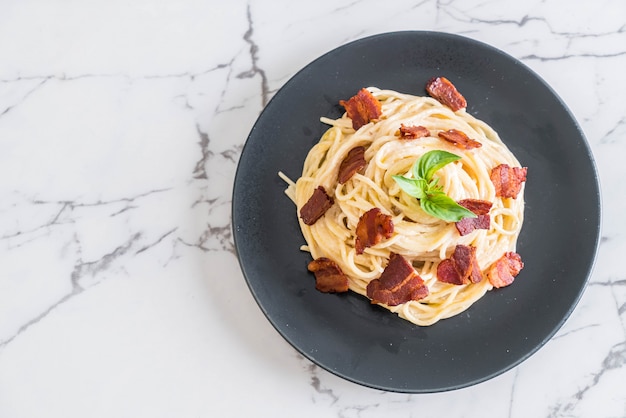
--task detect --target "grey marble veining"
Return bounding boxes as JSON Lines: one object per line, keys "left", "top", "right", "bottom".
{"left": 0, "top": 0, "right": 624, "bottom": 417}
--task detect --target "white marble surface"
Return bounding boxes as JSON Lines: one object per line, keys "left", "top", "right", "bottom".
{"left": 0, "top": 0, "right": 624, "bottom": 416}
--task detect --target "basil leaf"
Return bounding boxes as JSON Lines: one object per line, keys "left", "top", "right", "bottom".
{"left": 428, "top": 178, "right": 443, "bottom": 193}
{"left": 415, "top": 150, "right": 462, "bottom": 181}
{"left": 392, "top": 151, "right": 474, "bottom": 222}
{"left": 420, "top": 192, "right": 477, "bottom": 222}
{"left": 392, "top": 175, "right": 427, "bottom": 199}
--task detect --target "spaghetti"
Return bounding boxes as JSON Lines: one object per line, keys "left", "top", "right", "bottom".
{"left": 280, "top": 86, "right": 525, "bottom": 326}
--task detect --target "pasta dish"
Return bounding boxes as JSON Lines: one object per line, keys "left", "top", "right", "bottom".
{"left": 280, "top": 78, "right": 526, "bottom": 326}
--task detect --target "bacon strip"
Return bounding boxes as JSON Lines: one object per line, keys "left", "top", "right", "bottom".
{"left": 437, "top": 244, "right": 482, "bottom": 285}
{"left": 339, "top": 88, "right": 382, "bottom": 130}
{"left": 438, "top": 129, "right": 482, "bottom": 149}
{"left": 397, "top": 124, "right": 430, "bottom": 139}
{"left": 308, "top": 257, "right": 350, "bottom": 293}
{"left": 486, "top": 252, "right": 524, "bottom": 288}
{"left": 338, "top": 146, "right": 366, "bottom": 184}
{"left": 300, "top": 186, "right": 333, "bottom": 225}
{"left": 355, "top": 208, "right": 394, "bottom": 255}
{"left": 455, "top": 199, "right": 492, "bottom": 236}
{"left": 425, "top": 77, "right": 467, "bottom": 111}
{"left": 366, "top": 253, "right": 429, "bottom": 306}
{"left": 490, "top": 164, "right": 527, "bottom": 199}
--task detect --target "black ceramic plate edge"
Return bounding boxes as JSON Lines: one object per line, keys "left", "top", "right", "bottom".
{"left": 232, "top": 31, "right": 601, "bottom": 393}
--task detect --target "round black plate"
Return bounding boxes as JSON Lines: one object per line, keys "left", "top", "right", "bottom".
{"left": 232, "top": 31, "right": 601, "bottom": 393}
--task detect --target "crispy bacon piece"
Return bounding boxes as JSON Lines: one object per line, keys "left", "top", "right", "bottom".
{"left": 457, "top": 199, "right": 492, "bottom": 214}
{"left": 366, "top": 253, "right": 429, "bottom": 306}
{"left": 438, "top": 129, "right": 482, "bottom": 149}
{"left": 437, "top": 244, "right": 483, "bottom": 285}
{"left": 308, "top": 257, "right": 350, "bottom": 293}
{"left": 355, "top": 208, "right": 394, "bottom": 255}
{"left": 425, "top": 76, "right": 467, "bottom": 112}
{"left": 397, "top": 124, "right": 430, "bottom": 139}
{"left": 300, "top": 186, "right": 333, "bottom": 225}
{"left": 455, "top": 199, "right": 492, "bottom": 236}
{"left": 487, "top": 252, "right": 524, "bottom": 288}
{"left": 490, "top": 164, "right": 527, "bottom": 199}
{"left": 339, "top": 88, "right": 382, "bottom": 130}
{"left": 338, "top": 146, "right": 366, "bottom": 184}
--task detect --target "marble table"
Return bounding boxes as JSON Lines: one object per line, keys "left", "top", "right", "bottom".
{"left": 0, "top": 1, "right": 624, "bottom": 417}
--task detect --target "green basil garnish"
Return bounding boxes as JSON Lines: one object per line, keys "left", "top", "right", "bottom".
{"left": 392, "top": 150, "right": 477, "bottom": 222}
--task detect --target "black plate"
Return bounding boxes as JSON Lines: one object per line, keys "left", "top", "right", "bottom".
{"left": 232, "top": 31, "right": 601, "bottom": 393}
